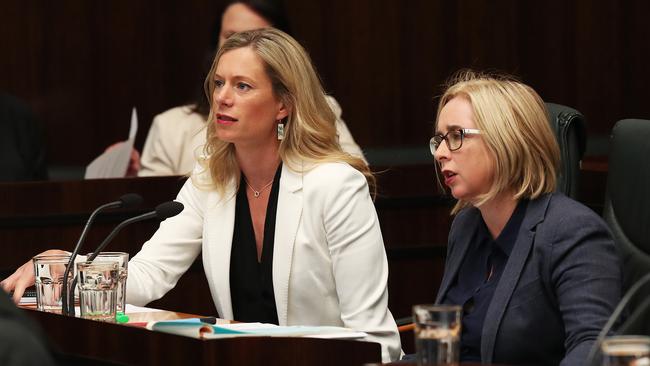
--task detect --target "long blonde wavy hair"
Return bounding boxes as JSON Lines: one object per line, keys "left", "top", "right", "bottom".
{"left": 193, "top": 28, "right": 373, "bottom": 195}
{"left": 435, "top": 70, "right": 560, "bottom": 214}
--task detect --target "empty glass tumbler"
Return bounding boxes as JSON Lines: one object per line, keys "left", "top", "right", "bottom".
{"left": 33, "top": 254, "right": 73, "bottom": 313}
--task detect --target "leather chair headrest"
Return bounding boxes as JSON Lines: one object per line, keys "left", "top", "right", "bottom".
{"left": 607, "top": 119, "right": 650, "bottom": 252}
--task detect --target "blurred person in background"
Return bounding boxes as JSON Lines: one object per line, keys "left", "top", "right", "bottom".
{"left": 0, "top": 92, "right": 48, "bottom": 181}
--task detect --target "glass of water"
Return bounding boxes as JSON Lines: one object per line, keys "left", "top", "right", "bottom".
{"left": 86, "top": 252, "right": 128, "bottom": 313}
{"left": 33, "top": 254, "right": 73, "bottom": 313}
{"left": 76, "top": 261, "right": 119, "bottom": 322}
{"left": 602, "top": 336, "right": 650, "bottom": 366}
{"left": 413, "top": 304, "right": 461, "bottom": 366}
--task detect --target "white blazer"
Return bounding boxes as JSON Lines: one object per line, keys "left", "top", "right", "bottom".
{"left": 138, "top": 96, "right": 366, "bottom": 177}
{"left": 126, "top": 162, "right": 402, "bottom": 362}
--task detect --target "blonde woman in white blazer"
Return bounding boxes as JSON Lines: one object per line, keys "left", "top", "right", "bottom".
{"left": 136, "top": 28, "right": 401, "bottom": 361}
{"left": 2, "top": 28, "right": 401, "bottom": 362}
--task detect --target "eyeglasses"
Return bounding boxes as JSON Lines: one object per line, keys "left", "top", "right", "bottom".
{"left": 429, "top": 128, "right": 482, "bottom": 155}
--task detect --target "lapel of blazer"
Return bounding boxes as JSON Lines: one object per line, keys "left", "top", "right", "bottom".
{"left": 435, "top": 210, "right": 480, "bottom": 303}
{"left": 481, "top": 194, "right": 552, "bottom": 363}
{"left": 204, "top": 182, "right": 237, "bottom": 320}
{"left": 272, "top": 164, "right": 303, "bottom": 325}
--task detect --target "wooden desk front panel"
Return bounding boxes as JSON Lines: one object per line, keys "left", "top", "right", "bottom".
{"left": 24, "top": 309, "right": 381, "bottom": 366}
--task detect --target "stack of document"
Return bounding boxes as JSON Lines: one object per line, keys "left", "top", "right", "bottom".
{"left": 85, "top": 108, "right": 138, "bottom": 179}
{"left": 19, "top": 296, "right": 37, "bottom": 306}
{"left": 147, "top": 318, "right": 367, "bottom": 340}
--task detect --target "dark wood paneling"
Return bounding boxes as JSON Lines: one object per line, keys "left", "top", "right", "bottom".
{"left": 290, "top": 0, "right": 650, "bottom": 146}
{"left": 0, "top": 1, "right": 223, "bottom": 166}
{"left": 2, "top": 1, "right": 649, "bottom": 168}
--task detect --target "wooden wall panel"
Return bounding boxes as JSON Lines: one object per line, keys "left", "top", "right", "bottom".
{"left": 2, "top": 1, "right": 650, "bottom": 168}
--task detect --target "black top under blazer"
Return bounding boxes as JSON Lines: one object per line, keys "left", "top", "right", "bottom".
{"left": 436, "top": 193, "right": 622, "bottom": 366}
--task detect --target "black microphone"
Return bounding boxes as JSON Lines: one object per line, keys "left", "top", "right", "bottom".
{"left": 66, "top": 201, "right": 184, "bottom": 316}
{"left": 87, "top": 201, "right": 184, "bottom": 261}
{"left": 62, "top": 193, "right": 143, "bottom": 315}
{"left": 586, "top": 272, "right": 650, "bottom": 365}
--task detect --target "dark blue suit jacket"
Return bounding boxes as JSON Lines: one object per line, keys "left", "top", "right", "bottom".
{"left": 436, "top": 193, "right": 622, "bottom": 366}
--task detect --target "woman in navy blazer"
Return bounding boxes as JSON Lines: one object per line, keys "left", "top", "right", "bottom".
{"left": 431, "top": 71, "right": 621, "bottom": 365}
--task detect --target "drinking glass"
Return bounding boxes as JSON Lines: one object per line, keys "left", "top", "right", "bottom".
{"left": 76, "top": 261, "right": 119, "bottom": 322}
{"left": 33, "top": 254, "right": 73, "bottom": 313}
{"left": 602, "top": 336, "right": 650, "bottom": 366}
{"left": 413, "top": 304, "right": 461, "bottom": 366}
{"left": 86, "top": 252, "right": 128, "bottom": 313}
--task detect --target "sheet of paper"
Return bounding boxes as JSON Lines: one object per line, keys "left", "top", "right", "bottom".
{"left": 19, "top": 296, "right": 37, "bottom": 305}
{"left": 69, "top": 304, "right": 163, "bottom": 315}
{"left": 85, "top": 107, "right": 138, "bottom": 179}
{"left": 212, "top": 323, "right": 367, "bottom": 339}
{"left": 148, "top": 319, "right": 367, "bottom": 340}
{"left": 124, "top": 304, "right": 165, "bottom": 313}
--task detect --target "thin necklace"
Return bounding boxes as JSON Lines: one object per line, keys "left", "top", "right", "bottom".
{"left": 243, "top": 177, "right": 274, "bottom": 198}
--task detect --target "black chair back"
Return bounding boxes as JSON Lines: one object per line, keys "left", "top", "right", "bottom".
{"left": 603, "top": 119, "right": 650, "bottom": 293}
{"left": 545, "top": 103, "right": 587, "bottom": 199}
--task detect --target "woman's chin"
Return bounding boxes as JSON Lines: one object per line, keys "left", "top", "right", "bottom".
{"left": 450, "top": 190, "right": 478, "bottom": 204}
{"left": 449, "top": 188, "right": 465, "bottom": 200}
{"left": 214, "top": 131, "right": 236, "bottom": 143}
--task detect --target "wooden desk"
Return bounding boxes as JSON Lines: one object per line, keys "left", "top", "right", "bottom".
{"left": 23, "top": 307, "right": 381, "bottom": 365}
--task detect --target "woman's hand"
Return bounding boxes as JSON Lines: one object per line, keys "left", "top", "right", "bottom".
{"left": 0, "top": 249, "right": 68, "bottom": 303}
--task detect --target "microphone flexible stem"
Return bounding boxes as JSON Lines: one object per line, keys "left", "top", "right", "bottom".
{"left": 586, "top": 272, "right": 650, "bottom": 365}
{"left": 62, "top": 201, "right": 121, "bottom": 315}
{"left": 68, "top": 211, "right": 156, "bottom": 316}
{"left": 89, "top": 212, "right": 156, "bottom": 261}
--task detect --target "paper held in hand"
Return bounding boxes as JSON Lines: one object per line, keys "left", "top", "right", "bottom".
{"left": 147, "top": 318, "right": 368, "bottom": 340}
{"left": 85, "top": 107, "right": 138, "bottom": 179}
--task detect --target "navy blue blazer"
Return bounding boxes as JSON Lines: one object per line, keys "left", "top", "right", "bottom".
{"left": 436, "top": 193, "right": 622, "bottom": 366}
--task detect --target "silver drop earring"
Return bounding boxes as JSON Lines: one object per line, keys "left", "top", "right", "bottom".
{"left": 277, "top": 121, "right": 285, "bottom": 140}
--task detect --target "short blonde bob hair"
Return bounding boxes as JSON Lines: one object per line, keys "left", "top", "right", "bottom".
{"left": 196, "top": 28, "right": 373, "bottom": 195}
{"left": 436, "top": 70, "right": 560, "bottom": 213}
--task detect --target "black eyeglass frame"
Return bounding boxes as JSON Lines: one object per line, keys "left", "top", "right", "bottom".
{"left": 429, "top": 128, "right": 482, "bottom": 155}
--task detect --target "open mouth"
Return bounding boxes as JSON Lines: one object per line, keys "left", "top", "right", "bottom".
{"left": 442, "top": 170, "right": 457, "bottom": 185}
{"left": 443, "top": 170, "right": 456, "bottom": 179}
{"left": 217, "top": 114, "right": 238, "bottom": 124}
